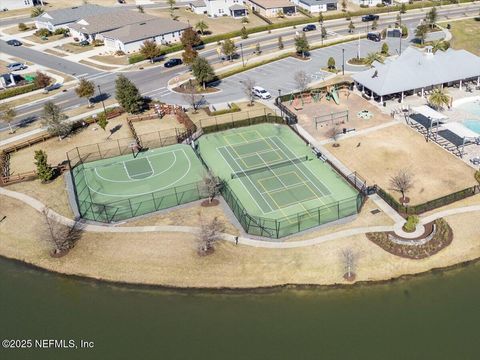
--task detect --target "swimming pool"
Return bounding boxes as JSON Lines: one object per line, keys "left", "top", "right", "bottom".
{"left": 463, "top": 120, "right": 480, "bottom": 134}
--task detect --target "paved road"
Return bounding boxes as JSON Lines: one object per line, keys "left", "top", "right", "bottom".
{"left": 1, "top": 3, "right": 479, "bottom": 131}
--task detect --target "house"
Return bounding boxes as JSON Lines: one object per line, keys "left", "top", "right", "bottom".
{"left": 293, "top": 0, "right": 337, "bottom": 13}
{"left": 1, "top": 0, "right": 42, "bottom": 10}
{"left": 68, "top": 9, "right": 156, "bottom": 42}
{"left": 0, "top": 68, "right": 16, "bottom": 89}
{"left": 102, "top": 18, "right": 190, "bottom": 53}
{"left": 349, "top": 0, "right": 382, "bottom": 6}
{"left": 191, "top": 0, "right": 247, "bottom": 18}
{"left": 245, "top": 0, "right": 296, "bottom": 18}
{"left": 189, "top": 0, "right": 208, "bottom": 14}
{"left": 352, "top": 47, "right": 480, "bottom": 103}
{"left": 34, "top": 4, "right": 114, "bottom": 31}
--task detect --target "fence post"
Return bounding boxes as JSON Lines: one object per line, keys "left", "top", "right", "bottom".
{"left": 97, "top": 143, "right": 102, "bottom": 159}
{"left": 117, "top": 139, "right": 121, "bottom": 155}
{"left": 76, "top": 147, "right": 81, "bottom": 164}
{"left": 128, "top": 199, "right": 134, "bottom": 217}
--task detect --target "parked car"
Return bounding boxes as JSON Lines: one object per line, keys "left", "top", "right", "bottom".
{"left": 117, "top": 0, "right": 126, "bottom": 3}
{"left": 367, "top": 32, "right": 381, "bottom": 42}
{"left": 7, "top": 62, "right": 27, "bottom": 71}
{"left": 362, "top": 14, "right": 380, "bottom": 22}
{"left": 79, "top": 40, "right": 89, "bottom": 46}
{"left": 6, "top": 39, "right": 22, "bottom": 46}
{"left": 151, "top": 55, "right": 165, "bottom": 63}
{"left": 252, "top": 86, "right": 271, "bottom": 100}
{"left": 164, "top": 58, "right": 182, "bottom": 68}
{"left": 43, "top": 83, "right": 62, "bottom": 93}
{"left": 302, "top": 24, "right": 317, "bottom": 32}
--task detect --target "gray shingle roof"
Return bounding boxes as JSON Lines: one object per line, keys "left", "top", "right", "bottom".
{"left": 102, "top": 18, "right": 190, "bottom": 44}
{"left": 189, "top": 0, "right": 206, "bottom": 7}
{"left": 229, "top": 4, "right": 247, "bottom": 10}
{"left": 298, "top": 0, "right": 337, "bottom": 6}
{"left": 36, "top": 4, "right": 114, "bottom": 26}
{"left": 68, "top": 9, "right": 155, "bottom": 35}
{"left": 352, "top": 47, "right": 480, "bottom": 96}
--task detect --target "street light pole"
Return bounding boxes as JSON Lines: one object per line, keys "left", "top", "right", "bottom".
{"left": 342, "top": 48, "right": 345, "bottom": 76}
{"left": 97, "top": 84, "right": 107, "bottom": 116}
{"left": 240, "top": 43, "right": 245, "bottom": 67}
{"left": 399, "top": 15, "right": 402, "bottom": 56}
{"left": 278, "top": 89, "right": 283, "bottom": 118}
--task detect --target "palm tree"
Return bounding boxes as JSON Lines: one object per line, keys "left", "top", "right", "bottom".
{"left": 428, "top": 88, "right": 450, "bottom": 110}
{"left": 364, "top": 52, "right": 383, "bottom": 66}
{"left": 431, "top": 40, "right": 449, "bottom": 53}
{"left": 195, "top": 21, "right": 209, "bottom": 35}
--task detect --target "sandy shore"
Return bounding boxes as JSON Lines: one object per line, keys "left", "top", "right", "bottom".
{"left": 1, "top": 191, "right": 480, "bottom": 289}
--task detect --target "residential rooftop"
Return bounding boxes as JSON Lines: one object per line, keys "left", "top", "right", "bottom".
{"left": 248, "top": 0, "right": 295, "bottom": 9}
{"left": 35, "top": 4, "right": 114, "bottom": 26}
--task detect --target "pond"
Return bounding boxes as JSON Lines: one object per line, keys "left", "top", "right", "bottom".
{"left": 0, "top": 256, "right": 479, "bottom": 359}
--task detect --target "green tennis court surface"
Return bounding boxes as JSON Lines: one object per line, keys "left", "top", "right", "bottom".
{"left": 72, "top": 144, "right": 206, "bottom": 222}
{"left": 197, "top": 123, "right": 360, "bottom": 237}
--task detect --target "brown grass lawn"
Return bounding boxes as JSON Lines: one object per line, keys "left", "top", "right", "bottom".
{"left": 90, "top": 54, "right": 129, "bottom": 66}
{"left": 2, "top": 193, "right": 480, "bottom": 288}
{"left": 24, "top": 34, "right": 64, "bottom": 44}
{"left": 57, "top": 42, "right": 94, "bottom": 54}
{"left": 2, "top": 23, "right": 34, "bottom": 35}
{"left": 443, "top": 18, "right": 480, "bottom": 56}
{"left": 8, "top": 115, "right": 133, "bottom": 173}
{"left": 147, "top": 8, "right": 266, "bottom": 35}
{"left": 130, "top": 114, "right": 184, "bottom": 135}
{"left": 328, "top": 123, "right": 477, "bottom": 205}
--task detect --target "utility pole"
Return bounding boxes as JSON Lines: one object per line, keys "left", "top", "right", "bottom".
{"left": 357, "top": 32, "right": 361, "bottom": 59}
{"left": 399, "top": 14, "right": 402, "bottom": 56}
{"left": 278, "top": 89, "right": 283, "bottom": 118}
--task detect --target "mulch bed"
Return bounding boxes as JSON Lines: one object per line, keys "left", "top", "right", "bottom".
{"left": 173, "top": 82, "right": 219, "bottom": 94}
{"left": 366, "top": 219, "right": 453, "bottom": 260}
{"left": 201, "top": 199, "right": 219, "bottom": 207}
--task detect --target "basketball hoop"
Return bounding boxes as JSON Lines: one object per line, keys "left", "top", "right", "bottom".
{"left": 129, "top": 142, "right": 141, "bottom": 158}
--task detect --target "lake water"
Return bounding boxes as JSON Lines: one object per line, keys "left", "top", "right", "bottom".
{"left": 1, "top": 256, "right": 480, "bottom": 360}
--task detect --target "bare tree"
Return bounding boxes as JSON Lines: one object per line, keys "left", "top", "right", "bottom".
{"left": 242, "top": 78, "right": 256, "bottom": 106}
{"left": 326, "top": 125, "right": 341, "bottom": 146}
{"left": 389, "top": 169, "right": 414, "bottom": 205}
{"left": 294, "top": 70, "right": 309, "bottom": 93}
{"left": 42, "top": 209, "right": 83, "bottom": 256}
{"left": 197, "top": 216, "right": 225, "bottom": 256}
{"left": 183, "top": 89, "right": 202, "bottom": 113}
{"left": 342, "top": 248, "right": 357, "bottom": 281}
{"left": 201, "top": 171, "right": 220, "bottom": 203}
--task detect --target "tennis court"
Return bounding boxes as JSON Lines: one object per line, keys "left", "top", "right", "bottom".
{"left": 197, "top": 123, "right": 361, "bottom": 238}
{"left": 71, "top": 144, "right": 206, "bottom": 222}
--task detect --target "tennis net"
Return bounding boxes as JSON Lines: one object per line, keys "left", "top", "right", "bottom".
{"left": 231, "top": 155, "right": 308, "bottom": 179}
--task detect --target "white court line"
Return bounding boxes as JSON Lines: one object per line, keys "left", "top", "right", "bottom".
{"left": 93, "top": 149, "right": 178, "bottom": 183}
{"left": 270, "top": 136, "right": 333, "bottom": 198}
{"left": 84, "top": 149, "right": 192, "bottom": 198}
{"left": 216, "top": 146, "right": 274, "bottom": 213}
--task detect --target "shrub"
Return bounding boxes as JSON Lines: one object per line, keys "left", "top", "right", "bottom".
{"left": 34, "top": 71, "right": 52, "bottom": 88}
{"left": 403, "top": 215, "right": 419, "bottom": 233}
{"left": 53, "top": 28, "right": 69, "bottom": 35}
{"left": 475, "top": 170, "right": 480, "bottom": 184}
{"left": 207, "top": 103, "right": 240, "bottom": 116}
{"left": 115, "top": 50, "right": 126, "bottom": 56}
{"left": 34, "top": 28, "right": 51, "bottom": 37}
{"left": 0, "top": 83, "right": 39, "bottom": 100}
{"left": 18, "top": 23, "right": 28, "bottom": 31}
{"left": 92, "top": 39, "right": 104, "bottom": 47}
{"left": 128, "top": 53, "right": 146, "bottom": 64}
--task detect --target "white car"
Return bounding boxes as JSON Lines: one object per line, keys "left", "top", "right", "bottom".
{"left": 252, "top": 86, "right": 271, "bottom": 100}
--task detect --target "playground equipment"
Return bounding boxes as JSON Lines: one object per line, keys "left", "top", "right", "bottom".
{"left": 325, "top": 86, "right": 340, "bottom": 105}
{"left": 314, "top": 110, "right": 349, "bottom": 129}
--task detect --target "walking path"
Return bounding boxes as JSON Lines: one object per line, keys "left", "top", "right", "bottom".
{"left": 1, "top": 187, "right": 479, "bottom": 249}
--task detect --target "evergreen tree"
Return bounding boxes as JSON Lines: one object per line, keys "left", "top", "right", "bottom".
{"left": 240, "top": 26, "right": 248, "bottom": 39}
{"left": 327, "top": 57, "right": 335, "bottom": 70}
{"left": 381, "top": 42, "right": 389, "bottom": 55}
{"left": 191, "top": 57, "right": 215, "bottom": 89}
{"left": 278, "top": 36, "right": 284, "bottom": 50}
{"left": 294, "top": 33, "right": 310, "bottom": 58}
{"left": 34, "top": 150, "right": 54, "bottom": 182}
{"left": 97, "top": 113, "right": 109, "bottom": 131}
{"left": 115, "top": 75, "right": 144, "bottom": 114}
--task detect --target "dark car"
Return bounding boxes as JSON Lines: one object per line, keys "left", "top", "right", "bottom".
{"left": 6, "top": 39, "right": 22, "bottom": 46}
{"left": 302, "top": 24, "right": 316, "bottom": 32}
{"left": 79, "top": 40, "right": 89, "bottom": 46}
{"left": 164, "top": 58, "right": 182, "bottom": 68}
{"left": 362, "top": 14, "right": 380, "bottom": 22}
{"left": 367, "top": 32, "right": 381, "bottom": 42}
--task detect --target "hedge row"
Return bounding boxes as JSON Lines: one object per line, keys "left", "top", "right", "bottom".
{"left": 206, "top": 103, "right": 241, "bottom": 116}
{"left": 202, "top": 0, "right": 473, "bottom": 45}
{"left": 128, "top": 53, "right": 146, "bottom": 64}
{"left": 0, "top": 83, "right": 39, "bottom": 100}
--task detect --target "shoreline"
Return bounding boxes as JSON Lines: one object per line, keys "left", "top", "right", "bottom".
{"left": 1, "top": 249, "right": 480, "bottom": 293}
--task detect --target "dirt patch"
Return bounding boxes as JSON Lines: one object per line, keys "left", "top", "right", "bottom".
{"left": 8, "top": 115, "right": 133, "bottom": 173}
{"left": 291, "top": 92, "right": 393, "bottom": 141}
{"left": 130, "top": 114, "right": 184, "bottom": 135}
{"left": 328, "top": 123, "right": 477, "bottom": 205}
